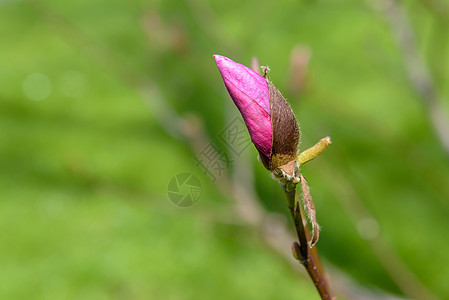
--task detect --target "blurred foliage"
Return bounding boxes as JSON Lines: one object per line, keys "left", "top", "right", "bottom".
{"left": 1, "top": 0, "right": 449, "bottom": 299}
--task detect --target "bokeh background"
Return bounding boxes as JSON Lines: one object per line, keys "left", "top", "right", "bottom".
{"left": 1, "top": 0, "right": 449, "bottom": 299}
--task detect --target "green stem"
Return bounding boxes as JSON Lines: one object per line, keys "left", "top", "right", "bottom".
{"left": 283, "top": 185, "right": 333, "bottom": 300}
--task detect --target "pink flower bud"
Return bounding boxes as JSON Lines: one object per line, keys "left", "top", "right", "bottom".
{"left": 214, "top": 55, "right": 300, "bottom": 175}
{"left": 214, "top": 54, "right": 273, "bottom": 158}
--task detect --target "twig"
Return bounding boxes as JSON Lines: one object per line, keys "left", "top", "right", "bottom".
{"left": 369, "top": 0, "right": 449, "bottom": 157}
{"left": 283, "top": 181, "right": 334, "bottom": 300}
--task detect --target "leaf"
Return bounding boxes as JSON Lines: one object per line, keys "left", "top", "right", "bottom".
{"left": 299, "top": 173, "right": 320, "bottom": 247}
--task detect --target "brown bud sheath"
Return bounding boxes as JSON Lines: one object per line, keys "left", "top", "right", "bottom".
{"left": 258, "top": 81, "right": 300, "bottom": 176}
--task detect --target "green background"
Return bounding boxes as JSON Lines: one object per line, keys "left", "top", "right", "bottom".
{"left": 1, "top": 0, "right": 449, "bottom": 299}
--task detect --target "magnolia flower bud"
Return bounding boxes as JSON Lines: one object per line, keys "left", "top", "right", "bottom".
{"left": 214, "top": 55, "right": 300, "bottom": 176}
